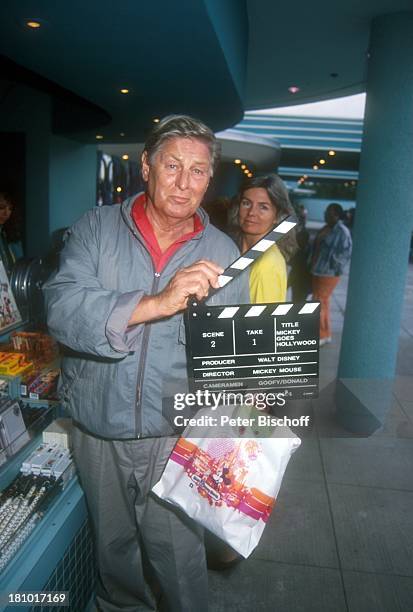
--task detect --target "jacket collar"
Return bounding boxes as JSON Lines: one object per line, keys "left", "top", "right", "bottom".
{"left": 120, "top": 192, "right": 210, "bottom": 243}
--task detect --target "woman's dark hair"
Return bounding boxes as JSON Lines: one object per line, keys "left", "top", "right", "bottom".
{"left": 230, "top": 174, "right": 298, "bottom": 262}
{"left": 0, "top": 189, "right": 22, "bottom": 244}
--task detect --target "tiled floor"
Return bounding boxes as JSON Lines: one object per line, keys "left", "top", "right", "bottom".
{"left": 208, "top": 263, "right": 413, "bottom": 611}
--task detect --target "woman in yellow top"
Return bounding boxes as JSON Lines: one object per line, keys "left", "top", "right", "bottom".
{"left": 234, "top": 175, "right": 295, "bottom": 303}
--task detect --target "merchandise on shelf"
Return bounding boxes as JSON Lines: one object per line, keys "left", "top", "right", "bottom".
{"left": 0, "top": 352, "right": 33, "bottom": 377}
{"left": 20, "top": 368, "right": 60, "bottom": 401}
{"left": 0, "top": 439, "right": 75, "bottom": 572}
{"left": 43, "top": 418, "right": 72, "bottom": 449}
{"left": 21, "top": 443, "right": 73, "bottom": 482}
{"left": 10, "top": 332, "right": 58, "bottom": 364}
{"left": 0, "top": 331, "right": 60, "bottom": 408}
{"left": 0, "top": 379, "right": 8, "bottom": 398}
{"left": 0, "top": 400, "right": 29, "bottom": 458}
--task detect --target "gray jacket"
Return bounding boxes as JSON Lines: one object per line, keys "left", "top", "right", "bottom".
{"left": 43, "top": 196, "right": 249, "bottom": 439}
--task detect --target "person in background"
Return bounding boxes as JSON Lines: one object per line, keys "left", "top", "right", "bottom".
{"left": 231, "top": 174, "right": 296, "bottom": 303}
{"left": 0, "top": 189, "right": 23, "bottom": 275}
{"left": 311, "top": 203, "right": 352, "bottom": 346}
{"left": 344, "top": 207, "right": 355, "bottom": 234}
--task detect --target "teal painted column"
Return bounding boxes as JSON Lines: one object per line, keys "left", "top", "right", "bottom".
{"left": 336, "top": 12, "right": 413, "bottom": 433}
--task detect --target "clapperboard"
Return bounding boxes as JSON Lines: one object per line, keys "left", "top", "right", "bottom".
{"left": 184, "top": 216, "right": 320, "bottom": 399}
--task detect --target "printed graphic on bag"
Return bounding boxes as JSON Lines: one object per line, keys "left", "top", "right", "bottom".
{"left": 170, "top": 437, "right": 275, "bottom": 522}
{"left": 153, "top": 411, "right": 301, "bottom": 558}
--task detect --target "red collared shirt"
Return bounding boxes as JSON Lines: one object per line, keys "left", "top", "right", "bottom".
{"left": 131, "top": 193, "right": 204, "bottom": 272}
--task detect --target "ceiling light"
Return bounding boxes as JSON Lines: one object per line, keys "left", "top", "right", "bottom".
{"left": 26, "top": 20, "right": 41, "bottom": 29}
{"left": 247, "top": 173, "right": 253, "bottom": 178}
{"left": 328, "top": 150, "right": 336, "bottom": 156}
{"left": 122, "top": 154, "right": 129, "bottom": 160}
{"left": 288, "top": 86, "right": 300, "bottom": 94}
{"left": 244, "top": 169, "right": 249, "bottom": 174}
{"left": 96, "top": 135, "right": 103, "bottom": 140}
{"left": 234, "top": 159, "right": 241, "bottom": 164}
{"left": 313, "top": 165, "right": 318, "bottom": 170}
{"left": 116, "top": 186, "right": 122, "bottom": 192}
{"left": 120, "top": 132, "right": 125, "bottom": 137}
{"left": 319, "top": 159, "right": 326, "bottom": 165}
{"left": 153, "top": 118, "right": 160, "bottom": 123}
{"left": 120, "top": 88, "right": 129, "bottom": 94}
{"left": 241, "top": 164, "right": 246, "bottom": 170}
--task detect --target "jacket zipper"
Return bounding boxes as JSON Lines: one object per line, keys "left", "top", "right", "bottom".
{"left": 134, "top": 268, "right": 161, "bottom": 436}
{"left": 122, "top": 198, "right": 206, "bottom": 437}
{"left": 122, "top": 209, "right": 160, "bottom": 438}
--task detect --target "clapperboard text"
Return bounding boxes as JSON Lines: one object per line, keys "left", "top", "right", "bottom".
{"left": 185, "top": 302, "right": 320, "bottom": 400}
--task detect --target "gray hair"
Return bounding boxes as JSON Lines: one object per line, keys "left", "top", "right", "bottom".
{"left": 143, "top": 114, "right": 220, "bottom": 175}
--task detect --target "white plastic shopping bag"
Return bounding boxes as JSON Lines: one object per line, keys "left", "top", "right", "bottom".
{"left": 152, "top": 409, "right": 301, "bottom": 558}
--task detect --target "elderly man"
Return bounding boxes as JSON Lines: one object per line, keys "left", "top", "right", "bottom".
{"left": 44, "top": 115, "right": 248, "bottom": 612}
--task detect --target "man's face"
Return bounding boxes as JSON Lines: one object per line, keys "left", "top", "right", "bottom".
{"left": 142, "top": 137, "right": 212, "bottom": 222}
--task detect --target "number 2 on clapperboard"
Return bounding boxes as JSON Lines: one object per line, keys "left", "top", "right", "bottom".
{"left": 210, "top": 339, "right": 256, "bottom": 347}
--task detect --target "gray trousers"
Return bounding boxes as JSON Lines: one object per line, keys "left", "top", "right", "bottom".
{"left": 72, "top": 426, "right": 208, "bottom": 612}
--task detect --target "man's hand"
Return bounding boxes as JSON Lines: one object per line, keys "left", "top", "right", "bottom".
{"left": 128, "top": 260, "right": 224, "bottom": 326}
{"left": 156, "top": 260, "right": 224, "bottom": 314}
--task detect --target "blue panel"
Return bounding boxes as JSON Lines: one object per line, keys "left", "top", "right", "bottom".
{"left": 31, "top": 520, "right": 95, "bottom": 612}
